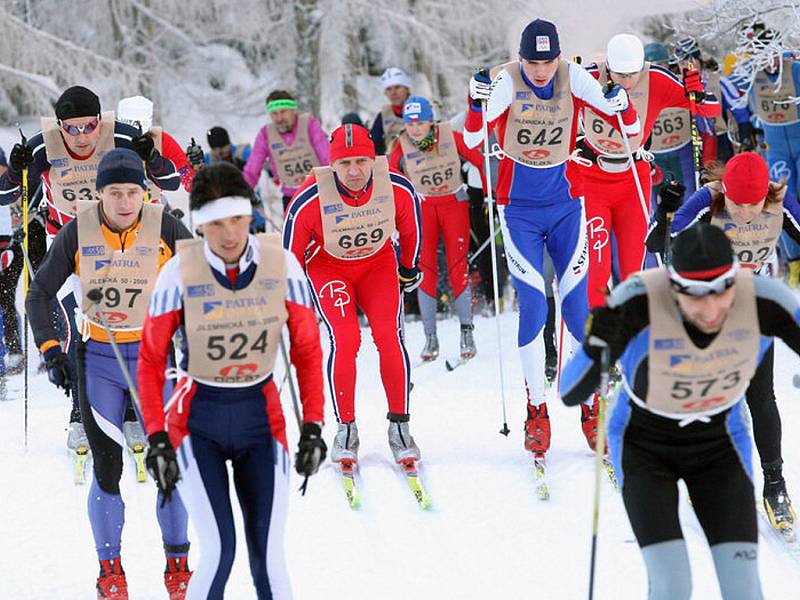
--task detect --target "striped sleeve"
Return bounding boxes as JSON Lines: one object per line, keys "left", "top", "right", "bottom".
{"left": 283, "top": 176, "right": 320, "bottom": 265}
{"left": 390, "top": 171, "right": 422, "bottom": 269}
{"left": 138, "top": 254, "right": 184, "bottom": 435}
{"left": 283, "top": 248, "right": 325, "bottom": 423}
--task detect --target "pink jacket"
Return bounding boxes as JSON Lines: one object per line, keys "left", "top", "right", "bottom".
{"left": 243, "top": 114, "right": 330, "bottom": 198}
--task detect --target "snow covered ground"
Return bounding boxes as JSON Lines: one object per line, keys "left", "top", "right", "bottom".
{"left": 2, "top": 309, "right": 800, "bottom": 599}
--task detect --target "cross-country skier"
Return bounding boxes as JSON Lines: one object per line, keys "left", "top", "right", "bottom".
{"left": 561, "top": 222, "right": 800, "bottom": 600}
{"left": 389, "top": 96, "right": 484, "bottom": 361}
{"left": 284, "top": 123, "right": 423, "bottom": 470}
{"left": 742, "top": 27, "right": 800, "bottom": 286}
{"left": 0, "top": 86, "right": 181, "bottom": 468}
{"left": 205, "top": 126, "right": 252, "bottom": 170}
{"left": 580, "top": 33, "right": 720, "bottom": 309}
{"left": 116, "top": 95, "right": 196, "bottom": 194}
{"left": 464, "top": 18, "right": 640, "bottom": 455}
{"left": 646, "top": 152, "right": 798, "bottom": 534}
{"left": 137, "top": 162, "right": 325, "bottom": 599}
{"left": 243, "top": 90, "right": 329, "bottom": 211}
{"left": 371, "top": 67, "right": 413, "bottom": 156}
{"left": 25, "top": 148, "right": 192, "bottom": 600}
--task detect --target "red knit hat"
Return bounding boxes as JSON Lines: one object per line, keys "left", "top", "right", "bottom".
{"left": 722, "top": 152, "right": 770, "bottom": 204}
{"left": 329, "top": 124, "right": 375, "bottom": 162}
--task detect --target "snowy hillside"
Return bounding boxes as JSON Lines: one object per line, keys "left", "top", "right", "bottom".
{"left": 2, "top": 311, "right": 800, "bottom": 599}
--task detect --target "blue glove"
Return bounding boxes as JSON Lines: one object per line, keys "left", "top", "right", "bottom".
{"left": 43, "top": 345, "right": 73, "bottom": 397}
{"left": 603, "top": 84, "right": 629, "bottom": 112}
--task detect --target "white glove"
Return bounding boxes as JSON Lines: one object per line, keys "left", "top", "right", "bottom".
{"left": 469, "top": 71, "right": 493, "bottom": 103}
{"left": 604, "top": 85, "right": 629, "bottom": 112}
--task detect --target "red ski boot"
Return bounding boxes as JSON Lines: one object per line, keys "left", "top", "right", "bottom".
{"left": 164, "top": 556, "right": 192, "bottom": 600}
{"left": 581, "top": 393, "right": 606, "bottom": 452}
{"left": 97, "top": 558, "right": 128, "bottom": 600}
{"left": 524, "top": 403, "right": 551, "bottom": 453}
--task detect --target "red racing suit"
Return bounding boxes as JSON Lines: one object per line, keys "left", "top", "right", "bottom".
{"left": 581, "top": 63, "right": 720, "bottom": 307}
{"left": 283, "top": 167, "right": 421, "bottom": 423}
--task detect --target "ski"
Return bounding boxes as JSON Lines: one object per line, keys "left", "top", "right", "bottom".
{"left": 603, "top": 456, "right": 618, "bottom": 490}
{"left": 756, "top": 501, "right": 800, "bottom": 564}
{"left": 73, "top": 445, "right": 91, "bottom": 485}
{"left": 533, "top": 452, "right": 549, "bottom": 500}
{"left": 400, "top": 459, "right": 432, "bottom": 509}
{"left": 129, "top": 443, "right": 147, "bottom": 483}
{"left": 445, "top": 356, "right": 473, "bottom": 371}
{"left": 339, "top": 460, "right": 361, "bottom": 510}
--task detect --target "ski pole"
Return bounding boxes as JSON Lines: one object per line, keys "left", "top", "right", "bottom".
{"left": 607, "top": 85, "right": 650, "bottom": 224}
{"left": 588, "top": 344, "right": 611, "bottom": 600}
{"left": 85, "top": 289, "right": 142, "bottom": 414}
{"left": 468, "top": 227, "right": 502, "bottom": 266}
{"left": 279, "top": 334, "right": 302, "bottom": 430}
{"left": 686, "top": 62, "right": 703, "bottom": 191}
{"left": 479, "top": 75, "right": 510, "bottom": 436}
{"left": 20, "top": 127, "right": 29, "bottom": 449}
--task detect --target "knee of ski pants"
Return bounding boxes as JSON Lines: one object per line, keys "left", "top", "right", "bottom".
{"left": 516, "top": 284, "right": 547, "bottom": 347}
{"left": 328, "top": 321, "right": 362, "bottom": 361}
{"left": 558, "top": 277, "right": 589, "bottom": 343}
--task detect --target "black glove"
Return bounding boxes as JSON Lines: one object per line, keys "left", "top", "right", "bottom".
{"left": 583, "top": 306, "right": 626, "bottom": 360}
{"left": 132, "top": 133, "right": 157, "bottom": 162}
{"left": 399, "top": 265, "right": 423, "bottom": 293}
{"left": 295, "top": 422, "right": 327, "bottom": 478}
{"left": 738, "top": 121, "right": 755, "bottom": 151}
{"left": 658, "top": 179, "right": 686, "bottom": 214}
{"left": 9, "top": 143, "right": 33, "bottom": 173}
{"left": 185, "top": 138, "right": 205, "bottom": 170}
{"left": 43, "top": 346, "right": 73, "bottom": 397}
{"left": 146, "top": 431, "right": 181, "bottom": 507}
{"left": 170, "top": 208, "right": 185, "bottom": 220}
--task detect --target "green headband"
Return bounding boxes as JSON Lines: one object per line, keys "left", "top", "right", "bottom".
{"left": 266, "top": 99, "right": 298, "bottom": 112}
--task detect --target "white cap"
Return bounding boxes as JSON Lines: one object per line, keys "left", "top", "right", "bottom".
{"left": 607, "top": 34, "right": 645, "bottom": 74}
{"left": 381, "top": 67, "right": 412, "bottom": 90}
{"left": 116, "top": 95, "right": 154, "bottom": 133}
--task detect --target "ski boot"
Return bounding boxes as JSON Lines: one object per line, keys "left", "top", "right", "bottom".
{"left": 580, "top": 394, "right": 604, "bottom": 452}
{"left": 388, "top": 414, "right": 421, "bottom": 463}
{"left": 764, "top": 467, "right": 797, "bottom": 540}
{"left": 524, "top": 403, "right": 551, "bottom": 454}
{"left": 420, "top": 333, "right": 439, "bottom": 361}
{"left": 123, "top": 419, "right": 148, "bottom": 483}
{"left": 67, "top": 409, "right": 91, "bottom": 485}
{"left": 331, "top": 421, "right": 360, "bottom": 464}
{"left": 460, "top": 324, "right": 476, "bottom": 359}
{"left": 5, "top": 353, "right": 24, "bottom": 376}
{"left": 97, "top": 558, "right": 128, "bottom": 599}
{"left": 164, "top": 555, "right": 192, "bottom": 600}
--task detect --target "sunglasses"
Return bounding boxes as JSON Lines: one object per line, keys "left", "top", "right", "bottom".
{"left": 668, "top": 262, "right": 739, "bottom": 297}
{"left": 59, "top": 116, "right": 100, "bottom": 137}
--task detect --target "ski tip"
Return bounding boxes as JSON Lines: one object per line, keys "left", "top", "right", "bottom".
{"left": 445, "top": 361, "right": 455, "bottom": 371}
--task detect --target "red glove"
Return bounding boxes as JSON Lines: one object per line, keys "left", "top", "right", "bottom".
{"left": 651, "top": 164, "right": 664, "bottom": 187}
{"left": 683, "top": 68, "right": 704, "bottom": 97}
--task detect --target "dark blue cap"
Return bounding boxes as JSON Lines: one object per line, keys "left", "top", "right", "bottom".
{"left": 519, "top": 19, "right": 561, "bottom": 61}
{"left": 95, "top": 148, "right": 146, "bottom": 191}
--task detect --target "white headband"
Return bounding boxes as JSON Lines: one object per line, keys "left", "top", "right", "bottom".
{"left": 191, "top": 196, "right": 252, "bottom": 226}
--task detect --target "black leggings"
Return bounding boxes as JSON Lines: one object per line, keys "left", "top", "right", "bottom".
{"left": 619, "top": 406, "right": 757, "bottom": 548}
{"left": 745, "top": 343, "right": 782, "bottom": 469}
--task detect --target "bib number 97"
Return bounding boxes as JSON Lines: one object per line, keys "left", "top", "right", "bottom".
{"left": 99, "top": 287, "right": 142, "bottom": 309}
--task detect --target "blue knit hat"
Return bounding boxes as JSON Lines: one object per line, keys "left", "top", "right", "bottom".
{"left": 403, "top": 96, "right": 434, "bottom": 123}
{"left": 519, "top": 19, "right": 561, "bottom": 61}
{"left": 95, "top": 148, "right": 147, "bottom": 191}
